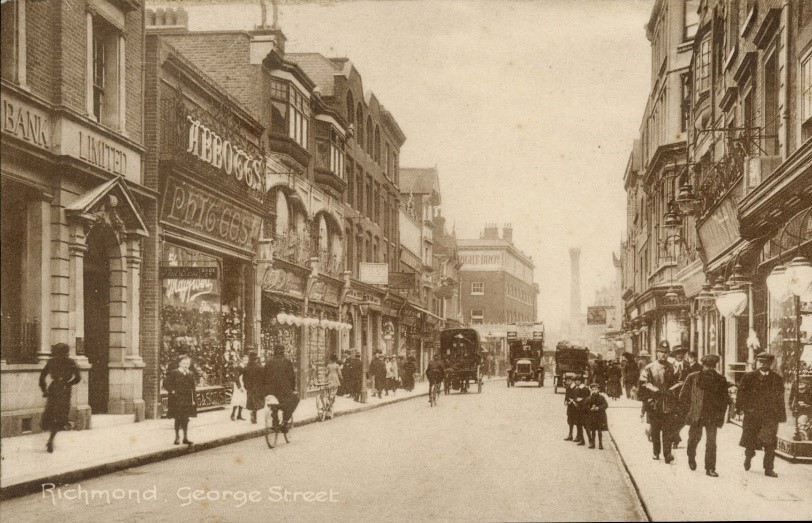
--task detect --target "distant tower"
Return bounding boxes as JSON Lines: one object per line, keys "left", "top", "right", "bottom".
{"left": 569, "top": 247, "right": 581, "bottom": 328}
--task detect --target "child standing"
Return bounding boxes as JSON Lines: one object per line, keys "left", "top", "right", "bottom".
{"left": 585, "top": 383, "right": 609, "bottom": 449}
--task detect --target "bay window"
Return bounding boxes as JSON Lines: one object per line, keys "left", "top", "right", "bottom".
{"left": 695, "top": 36, "right": 711, "bottom": 97}
{"left": 269, "top": 78, "right": 310, "bottom": 149}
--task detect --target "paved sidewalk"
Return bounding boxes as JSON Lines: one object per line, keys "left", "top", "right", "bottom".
{"left": 0, "top": 382, "right": 431, "bottom": 499}
{"left": 606, "top": 398, "right": 812, "bottom": 521}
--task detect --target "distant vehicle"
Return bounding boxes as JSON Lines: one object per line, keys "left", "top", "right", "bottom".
{"left": 553, "top": 341, "right": 590, "bottom": 394}
{"left": 441, "top": 328, "right": 483, "bottom": 394}
{"left": 507, "top": 340, "right": 545, "bottom": 387}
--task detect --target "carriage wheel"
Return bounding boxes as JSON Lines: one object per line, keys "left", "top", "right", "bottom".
{"left": 265, "top": 408, "right": 278, "bottom": 449}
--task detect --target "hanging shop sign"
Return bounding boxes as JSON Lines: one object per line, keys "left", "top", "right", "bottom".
{"left": 260, "top": 265, "right": 306, "bottom": 297}
{"left": 698, "top": 188, "right": 741, "bottom": 264}
{"left": 359, "top": 262, "right": 389, "bottom": 285}
{"left": 186, "top": 116, "right": 264, "bottom": 192}
{"left": 587, "top": 306, "right": 609, "bottom": 325}
{"left": 161, "top": 178, "right": 262, "bottom": 253}
{"left": 309, "top": 279, "right": 340, "bottom": 306}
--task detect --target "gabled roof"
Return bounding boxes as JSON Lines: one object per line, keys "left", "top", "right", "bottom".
{"left": 399, "top": 167, "right": 440, "bottom": 196}
{"left": 285, "top": 53, "right": 343, "bottom": 96}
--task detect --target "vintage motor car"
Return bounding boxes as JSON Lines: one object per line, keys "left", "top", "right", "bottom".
{"left": 553, "top": 341, "right": 590, "bottom": 394}
{"left": 507, "top": 340, "right": 545, "bottom": 387}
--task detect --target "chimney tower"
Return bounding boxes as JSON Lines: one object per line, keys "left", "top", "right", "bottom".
{"left": 502, "top": 223, "right": 513, "bottom": 244}
{"left": 569, "top": 247, "right": 581, "bottom": 328}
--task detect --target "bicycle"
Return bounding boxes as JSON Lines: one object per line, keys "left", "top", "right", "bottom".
{"left": 316, "top": 382, "right": 337, "bottom": 422}
{"left": 428, "top": 381, "right": 441, "bottom": 407}
{"left": 264, "top": 396, "right": 292, "bottom": 448}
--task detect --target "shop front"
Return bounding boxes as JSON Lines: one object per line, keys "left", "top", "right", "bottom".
{"left": 155, "top": 89, "right": 266, "bottom": 415}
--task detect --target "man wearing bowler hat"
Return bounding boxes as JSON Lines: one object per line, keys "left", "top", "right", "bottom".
{"left": 737, "top": 352, "right": 786, "bottom": 477}
{"left": 640, "top": 340, "right": 679, "bottom": 463}
{"left": 679, "top": 354, "right": 728, "bottom": 476}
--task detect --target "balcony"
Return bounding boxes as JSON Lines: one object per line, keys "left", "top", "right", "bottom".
{"left": 314, "top": 166, "right": 347, "bottom": 195}
{"left": 316, "top": 248, "right": 344, "bottom": 279}
{"left": 271, "top": 231, "right": 311, "bottom": 267}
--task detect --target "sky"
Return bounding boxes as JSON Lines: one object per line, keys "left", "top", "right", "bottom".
{"left": 153, "top": 0, "right": 655, "bottom": 329}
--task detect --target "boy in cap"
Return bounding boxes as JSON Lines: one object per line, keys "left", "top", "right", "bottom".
{"left": 737, "top": 352, "right": 785, "bottom": 477}
{"left": 571, "top": 375, "right": 590, "bottom": 445}
{"left": 679, "top": 353, "right": 728, "bottom": 476}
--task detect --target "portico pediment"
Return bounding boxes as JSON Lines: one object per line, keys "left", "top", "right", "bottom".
{"left": 65, "top": 176, "right": 149, "bottom": 239}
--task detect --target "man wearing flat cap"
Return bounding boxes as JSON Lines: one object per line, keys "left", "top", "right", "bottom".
{"left": 679, "top": 354, "right": 728, "bottom": 476}
{"left": 639, "top": 340, "right": 679, "bottom": 463}
{"left": 737, "top": 352, "right": 785, "bottom": 477}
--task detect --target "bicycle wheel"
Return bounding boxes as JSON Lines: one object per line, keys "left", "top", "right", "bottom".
{"left": 316, "top": 393, "right": 326, "bottom": 422}
{"left": 264, "top": 408, "right": 278, "bottom": 449}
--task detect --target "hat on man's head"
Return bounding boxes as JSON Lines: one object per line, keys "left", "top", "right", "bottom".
{"left": 657, "top": 340, "right": 671, "bottom": 352}
{"left": 701, "top": 354, "right": 720, "bottom": 365}
{"left": 671, "top": 346, "right": 687, "bottom": 357}
{"left": 273, "top": 345, "right": 286, "bottom": 356}
{"left": 755, "top": 352, "right": 775, "bottom": 363}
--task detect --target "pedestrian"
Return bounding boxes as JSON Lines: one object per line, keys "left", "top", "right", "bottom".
{"left": 639, "top": 341, "right": 679, "bottom": 463}
{"left": 165, "top": 355, "right": 197, "bottom": 445}
{"left": 397, "top": 356, "right": 406, "bottom": 390}
{"left": 585, "top": 383, "right": 608, "bottom": 449}
{"left": 349, "top": 351, "right": 363, "bottom": 401}
{"left": 670, "top": 346, "right": 690, "bottom": 449}
{"left": 336, "top": 351, "right": 348, "bottom": 396}
{"left": 343, "top": 351, "right": 360, "bottom": 400}
{"left": 592, "top": 354, "right": 607, "bottom": 392}
{"left": 242, "top": 352, "right": 265, "bottom": 424}
{"left": 685, "top": 351, "right": 702, "bottom": 374}
{"left": 737, "top": 352, "right": 786, "bottom": 477}
{"left": 606, "top": 361, "right": 623, "bottom": 400}
{"left": 563, "top": 375, "right": 577, "bottom": 441}
{"left": 368, "top": 351, "right": 387, "bottom": 399}
{"left": 326, "top": 354, "right": 342, "bottom": 398}
{"left": 403, "top": 355, "right": 416, "bottom": 391}
{"left": 622, "top": 353, "right": 638, "bottom": 399}
{"left": 679, "top": 354, "right": 728, "bottom": 477}
{"left": 572, "top": 375, "right": 590, "bottom": 445}
{"left": 229, "top": 354, "right": 248, "bottom": 421}
{"left": 39, "top": 343, "right": 81, "bottom": 453}
{"left": 264, "top": 344, "right": 300, "bottom": 429}
{"left": 384, "top": 356, "right": 396, "bottom": 395}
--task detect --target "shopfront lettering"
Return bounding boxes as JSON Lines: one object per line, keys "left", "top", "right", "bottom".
{"left": 187, "top": 116, "right": 264, "bottom": 192}
{"left": 2, "top": 96, "right": 50, "bottom": 149}
{"left": 261, "top": 267, "right": 304, "bottom": 296}
{"left": 162, "top": 180, "right": 261, "bottom": 252}
{"left": 78, "top": 131, "right": 127, "bottom": 176}
{"left": 164, "top": 278, "right": 215, "bottom": 304}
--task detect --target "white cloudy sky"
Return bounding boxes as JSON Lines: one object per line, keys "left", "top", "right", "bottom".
{"left": 154, "top": 0, "right": 655, "bottom": 329}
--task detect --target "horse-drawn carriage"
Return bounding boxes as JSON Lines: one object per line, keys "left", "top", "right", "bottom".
{"left": 441, "top": 328, "right": 483, "bottom": 394}
{"left": 553, "top": 341, "right": 590, "bottom": 394}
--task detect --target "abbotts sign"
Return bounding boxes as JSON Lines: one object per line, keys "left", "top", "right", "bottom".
{"left": 186, "top": 116, "right": 264, "bottom": 193}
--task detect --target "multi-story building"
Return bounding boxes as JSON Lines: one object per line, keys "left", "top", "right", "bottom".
{"left": 145, "top": 9, "right": 354, "bottom": 400}
{"left": 286, "top": 53, "right": 407, "bottom": 384}
{"left": 622, "top": 0, "right": 812, "bottom": 458}
{"left": 2, "top": 0, "right": 151, "bottom": 437}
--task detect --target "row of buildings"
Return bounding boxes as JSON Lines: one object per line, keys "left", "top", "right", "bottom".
{"left": 0, "top": 2, "right": 539, "bottom": 438}
{"left": 620, "top": 0, "right": 811, "bottom": 458}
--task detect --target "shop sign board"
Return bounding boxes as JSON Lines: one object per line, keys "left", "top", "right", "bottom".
{"left": 587, "top": 306, "right": 608, "bottom": 325}
{"left": 359, "top": 262, "right": 389, "bottom": 285}
{"left": 389, "top": 271, "right": 417, "bottom": 290}
{"left": 161, "top": 178, "right": 262, "bottom": 253}
{"left": 309, "top": 279, "right": 340, "bottom": 306}
{"left": 160, "top": 266, "right": 219, "bottom": 279}
{"left": 260, "top": 266, "right": 306, "bottom": 297}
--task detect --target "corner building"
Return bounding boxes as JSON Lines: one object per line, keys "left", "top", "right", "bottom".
{"left": 2, "top": 0, "right": 151, "bottom": 436}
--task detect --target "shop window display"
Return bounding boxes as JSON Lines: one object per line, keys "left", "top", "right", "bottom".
{"left": 767, "top": 288, "right": 812, "bottom": 438}
{"left": 160, "top": 246, "right": 244, "bottom": 393}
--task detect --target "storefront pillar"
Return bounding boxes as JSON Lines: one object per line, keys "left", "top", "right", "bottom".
{"left": 67, "top": 220, "right": 89, "bottom": 362}
{"left": 24, "top": 195, "right": 52, "bottom": 362}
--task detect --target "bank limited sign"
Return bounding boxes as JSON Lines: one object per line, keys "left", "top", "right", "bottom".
{"left": 2, "top": 92, "right": 50, "bottom": 150}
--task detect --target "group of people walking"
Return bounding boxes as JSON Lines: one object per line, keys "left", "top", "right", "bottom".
{"left": 637, "top": 340, "right": 786, "bottom": 478}
{"left": 561, "top": 340, "right": 788, "bottom": 478}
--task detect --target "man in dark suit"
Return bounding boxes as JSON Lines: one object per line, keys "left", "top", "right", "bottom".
{"left": 685, "top": 351, "right": 702, "bottom": 374}
{"left": 640, "top": 341, "right": 679, "bottom": 463}
{"left": 679, "top": 354, "right": 728, "bottom": 476}
{"left": 264, "top": 344, "right": 299, "bottom": 428}
{"left": 571, "top": 375, "right": 590, "bottom": 445}
{"left": 737, "top": 352, "right": 786, "bottom": 477}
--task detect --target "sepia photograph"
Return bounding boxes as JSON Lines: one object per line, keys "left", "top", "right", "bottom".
{"left": 1, "top": 0, "right": 811, "bottom": 521}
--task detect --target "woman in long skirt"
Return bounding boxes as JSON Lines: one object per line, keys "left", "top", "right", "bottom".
{"left": 230, "top": 355, "right": 247, "bottom": 420}
{"left": 39, "top": 343, "right": 81, "bottom": 453}
{"left": 326, "top": 354, "right": 342, "bottom": 397}
{"left": 165, "top": 355, "right": 197, "bottom": 445}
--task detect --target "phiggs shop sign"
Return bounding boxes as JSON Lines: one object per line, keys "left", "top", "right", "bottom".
{"left": 185, "top": 116, "right": 265, "bottom": 193}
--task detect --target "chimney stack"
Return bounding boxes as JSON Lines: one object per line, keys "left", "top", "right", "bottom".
{"left": 502, "top": 223, "right": 513, "bottom": 243}
{"left": 482, "top": 223, "right": 499, "bottom": 239}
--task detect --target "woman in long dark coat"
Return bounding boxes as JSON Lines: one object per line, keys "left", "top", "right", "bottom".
{"left": 242, "top": 352, "right": 266, "bottom": 423}
{"left": 402, "top": 356, "right": 416, "bottom": 392}
{"left": 165, "top": 355, "right": 197, "bottom": 445}
{"left": 39, "top": 343, "right": 81, "bottom": 453}
{"left": 607, "top": 361, "right": 623, "bottom": 400}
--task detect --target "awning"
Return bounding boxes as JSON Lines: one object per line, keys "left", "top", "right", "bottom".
{"left": 261, "top": 290, "right": 302, "bottom": 314}
{"left": 706, "top": 238, "right": 759, "bottom": 274}
{"left": 407, "top": 304, "right": 444, "bottom": 322}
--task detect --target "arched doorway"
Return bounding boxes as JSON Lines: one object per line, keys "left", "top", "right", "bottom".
{"left": 84, "top": 226, "right": 113, "bottom": 414}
